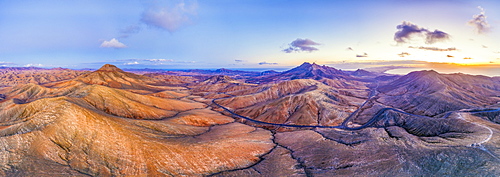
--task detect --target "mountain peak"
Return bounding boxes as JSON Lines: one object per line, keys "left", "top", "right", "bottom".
{"left": 352, "top": 69, "right": 376, "bottom": 76}
{"left": 215, "top": 68, "right": 233, "bottom": 72}
{"left": 204, "top": 75, "right": 236, "bottom": 84}
{"left": 285, "top": 62, "right": 346, "bottom": 76}
{"left": 97, "top": 64, "right": 124, "bottom": 72}
{"left": 296, "top": 62, "right": 331, "bottom": 69}
{"left": 408, "top": 70, "right": 440, "bottom": 79}
{"left": 299, "top": 62, "right": 313, "bottom": 67}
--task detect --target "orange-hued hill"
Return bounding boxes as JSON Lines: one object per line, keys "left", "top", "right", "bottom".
{"left": 72, "top": 64, "right": 174, "bottom": 93}
{"left": 189, "top": 75, "right": 259, "bottom": 99}
{"left": 1, "top": 63, "right": 500, "bottom": 176}
{"left": 0, "top": 67, "right": 88, "bottom": 87}
{"left": 0, "top": 64, "right": 275, "bottom": 176}
{"left": 143, "top": 72, "right": 198, "bottom": 85}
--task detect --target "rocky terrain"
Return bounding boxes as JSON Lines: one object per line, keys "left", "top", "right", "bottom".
{"left": 0, "top": 63, "right": 499, "bottom": 176}
{"left": 0, "top": 65, "right": 274, "bottom": 176}
{"left": 0, "top": 67, "right": 88, "bottom": 87}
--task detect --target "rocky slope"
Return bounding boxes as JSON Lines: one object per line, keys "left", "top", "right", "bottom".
{"left": 189, "top": 75, "right": 259, "bottom": 99}
{"left": 143, "top": 72, "right": 198, "bottom": 85}
{"left": 215, "top": 79, "right": 367, "bottom": 126}
{"left": 0, "top": 67, "right": 88, "bottom": 87}
{"left": 378, "top": 70, "right": 500, "bottom": 116}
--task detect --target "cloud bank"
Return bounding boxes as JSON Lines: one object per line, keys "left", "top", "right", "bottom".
{"left": 141, "top": 0, "right": 198, "bottom": 33}
{"left": 121, "top": 59, "right": 175, "bottom": 65}
{"left": 468, "top": 6, "right": 490, "bottom": 34}
{"left": 0, "top": 62, "right": 16, "bottom": 67}
{"left": 85, "top": 59, "right": 178, "bottom": 67}
{"left": 356, "top": 53, "right": 368, "bottom": 57}
{"left": 398, "top": 52, "right": 410, "bottom": 57}
{"left": 259, "top": 61, "right": 278, "bottom": 65}
{"left": 409, "top": 46, "right": 457, "bottom": 51}
{"left": 25, "top": 63, "right": 44, "bottom": 67}
{"left": 283, "top": 38, "right": 320, "bottom": 53}
{"left": 425, "top": 30, "right": 450, "bottom": 44}
{"left": 394, "top": 21, "right": 450, "bottom": 44}
{"left": 100, "top": 38, "right": 127, "bottom": 48}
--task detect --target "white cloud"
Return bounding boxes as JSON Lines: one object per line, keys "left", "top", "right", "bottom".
{"left": 0, "top": 61, "right": 16, "bottom": 67}
{"left": 124, "top": 61, "right": 140, "bottom": 65}
{"left": 100, "top": 38, "right": 127, "bottom": 48}
{"left": 140, "top": 0, "right": 198, "bottom": 33}
{"left": 147, "top": 59, "right": 174, "bottom": 62}
{"left": 120, "top": 59, "right": 176, "bottom": 66}
{"left": 24, "top": 63, "right": 44, "bottom": 67}
{"left": 468, "top": 6, "right": 490, "bottom": 34}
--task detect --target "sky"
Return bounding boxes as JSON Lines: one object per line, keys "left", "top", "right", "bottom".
{"left": 1, "top": 0, "right": 500, "bottom": 75}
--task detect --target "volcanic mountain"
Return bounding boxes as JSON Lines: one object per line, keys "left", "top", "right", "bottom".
{"left": 248, "top": 62, "right": 367, "bottom": 89}
{"left": 248, "top": 62, "right": 344, "bottom": 81}
{"left": 70, "top": 64, "right": 173, "bottom": 93}
{"left": 350, "top": 69, "right": 378, "bottom": 77}
{"left": 377, "top": 70, "right": 500, "bottom": 116}
{"left": 282, "top": 62, "right": 348, "bottom": 77}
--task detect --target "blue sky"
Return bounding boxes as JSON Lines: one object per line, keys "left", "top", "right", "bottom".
{"left": 1, "top": 0, "right": 500, "bottom": 75}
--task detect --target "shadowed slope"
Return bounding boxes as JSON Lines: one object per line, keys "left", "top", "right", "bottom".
{"left": 378, "top": 70, "right": 500, "bottom": 116}
{"left": 216, "top": 79, "right": 366, "bottom": 126}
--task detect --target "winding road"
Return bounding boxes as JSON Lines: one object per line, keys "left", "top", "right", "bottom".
{"left": 212, "top": 82, "right": 385, "bottom": 130}
{"left": 210, "top": 79, "right": 500, "bottom": 165}
{"left": 341, "top": 82, "right": 379, "bottom": 127}
{"left": 212, "top": 81, "right": 433, "bottom": 130}
{"left": 455, "top": 112, "right": 500, "bottom": 160}
{"left": 212, "top": 82, "right": 500, "bottom": 133}
{"left": 457, "top": 113, "right": 493, "bottom": 145}
{"left": 214, "top": 96, "right": 500, "bottom": 161}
